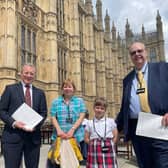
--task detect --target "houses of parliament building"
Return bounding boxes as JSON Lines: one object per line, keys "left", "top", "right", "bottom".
{"left": 0, "top": 0, "right": 165, "bottom": 117}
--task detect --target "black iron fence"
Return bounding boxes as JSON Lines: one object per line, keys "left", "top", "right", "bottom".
{"left": 40, "top": 123, "right": 53, "bottom": 144}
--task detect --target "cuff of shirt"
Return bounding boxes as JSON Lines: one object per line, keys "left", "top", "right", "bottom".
{"left": 12, "top": 121, "right": 16, "bottom": 129}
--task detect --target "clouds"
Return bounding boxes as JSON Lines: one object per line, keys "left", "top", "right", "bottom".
{"left": 93, "top": 0, "right": 158, "bottom": 31}
{"left": 117, "top": 2, "right": 157, "bottom": 31}
{"left": 92, "top": 0, "right": 168, "bottom": 60}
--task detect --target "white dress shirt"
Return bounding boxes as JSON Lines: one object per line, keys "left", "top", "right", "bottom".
{"left": 85, "top": 116, "right": 116, "bottom": 140}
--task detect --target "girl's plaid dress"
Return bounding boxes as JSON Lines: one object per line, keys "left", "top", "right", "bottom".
{"left": 86, "top": 118, "right": 118, "bottom": 168}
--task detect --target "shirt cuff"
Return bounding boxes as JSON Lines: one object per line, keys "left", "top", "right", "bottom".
{"left": 12, "top": 121, "right": 17, "bottom": 129}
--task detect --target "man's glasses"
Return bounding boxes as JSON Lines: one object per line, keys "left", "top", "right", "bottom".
{"left": 130, "top": 49, "right": 144, "bottom": 56}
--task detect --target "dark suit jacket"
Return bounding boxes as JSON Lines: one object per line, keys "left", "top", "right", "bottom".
{"left": 116, "top": 62, "right": 168, "bottom": 141}
{"left": 0, "top": 82, "right": 47, "bottom": 145}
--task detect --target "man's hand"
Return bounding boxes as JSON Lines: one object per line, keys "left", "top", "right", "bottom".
{"left": 162, "top": 113, "right": 168, "bottom": 126}
{"left": 13, "top": 121, "right": 34, "bottom": 132}
{"left": 13, "top": 121, "right": 25, "bottom": 129}
{"left": 23, "top": 126, "right": 34, "bottom": 132}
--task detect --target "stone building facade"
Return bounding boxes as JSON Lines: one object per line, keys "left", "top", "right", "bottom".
{"left": 0, "top": 0, "right": 165, "bottom": 118}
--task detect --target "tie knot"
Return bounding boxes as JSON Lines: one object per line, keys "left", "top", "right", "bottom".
{"left": 137, "top": 70, "right": 143, "bottom": 75}
{"left": 137, "top": 71, "right": 143, "bottom": 81}
{"left": 25, "top": 84, "right": 30, "bottom": 88}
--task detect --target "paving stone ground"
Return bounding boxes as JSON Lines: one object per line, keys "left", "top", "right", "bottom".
{"left": 0, "top": 145, "right": 138, "bottom": 168}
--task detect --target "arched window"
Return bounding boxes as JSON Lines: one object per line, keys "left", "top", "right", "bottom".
{"left": 21, "top": 24, "right": 37, "bottom": 66}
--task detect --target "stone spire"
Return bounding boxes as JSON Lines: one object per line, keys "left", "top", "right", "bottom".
{"left": 117, "top": 32, "right": 121, "bottom": 46}
{"left": 125, "top": 18, "right": 133, "bottom": 44}
{"left": 111, "top": 21, "right": 116, "bottom": 41}
{"left": 142, "top": 24, "right": 146, "bottom": 41}
{"left": 104, "top": 10, "right": 111, "bottom": 40}
{"left": 85, "top": 0, "right": 93, "bottom": 15}
{"left": 156, "top": 10, "right": 165, "bottom": 61}
{"left": 79, "top": 0, "right": 84, "bottom": 4}
{"left": 96, "top": 0, "right": 103, "bottom": 29}
{"left": 156, "top": 10, "right": 163, "bottom": 40}
{"left": 125, "top": 18, "right": 130, "bottom": 39}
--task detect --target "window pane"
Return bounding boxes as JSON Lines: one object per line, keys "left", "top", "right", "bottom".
{"left": 150, "top": 48, "right": 156, "bottom": 62}
{"left": 20, "top": 23, "right": 37, "bottom": 66}
{"left": 33, "top": 54, "right": 36, "bottom": 65}
{"left": 27, "top": 29, "right": 31, "bottom": 51}
{"left": 32, "top": 32, "right": 36, "bottom": 54}
{"left": 21, "top": 50, "right": 25, "bottom": 65}
{"left": 21, "top": 25, "right": 25, "bottom": 49}
{"left": 27, "top": 53, "right": 31, "bottom": 63}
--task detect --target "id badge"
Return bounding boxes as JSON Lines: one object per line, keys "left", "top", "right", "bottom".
{"left": 102, "top": 146, "right": 109, "bottom": 153}
{"left": 101, "top": 140, "right": 109, "bottom": 153}
{"left": 136, "top": 88, "right": 145, "bottom": 94}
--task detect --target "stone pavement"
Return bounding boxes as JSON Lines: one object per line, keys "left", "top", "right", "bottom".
{"left": 0, "top": 145, "right": 138, "bottom": 168}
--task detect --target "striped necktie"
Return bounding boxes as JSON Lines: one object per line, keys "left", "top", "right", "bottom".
{"left": 137, "top": 71, "right": 151, "bottom": 112}
{"left": 25, "top": 85, "right": 31, "bottom": 107}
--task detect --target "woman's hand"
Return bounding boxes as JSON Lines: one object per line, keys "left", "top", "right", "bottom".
{"left": 66, "top": 128, "right": 75, "bottom": 139}
{"left": 57, "top": 129, "right": 67, "bottom": 139}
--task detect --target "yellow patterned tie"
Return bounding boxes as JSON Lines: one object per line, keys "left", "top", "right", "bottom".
{"left": 137, "top": 71, "right": 151, "bottom": 112}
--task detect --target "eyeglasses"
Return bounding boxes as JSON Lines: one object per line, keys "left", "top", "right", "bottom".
{"left": 130, "top": 49, "right": 144, "bottom": 56}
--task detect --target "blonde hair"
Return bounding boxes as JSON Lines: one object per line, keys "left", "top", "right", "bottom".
{"left": 61, "top": 78, "right": 76, "bottom": 91}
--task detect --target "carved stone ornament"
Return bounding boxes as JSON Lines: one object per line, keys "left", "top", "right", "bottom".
{"left": 22, "top": 0, "right": 38, "bottom": 23}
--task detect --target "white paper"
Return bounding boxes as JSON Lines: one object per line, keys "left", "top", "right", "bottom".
{"left": 136, "top": 112, "right": 168, "bottom": 140}
{"left": 12, "top": 103, "right": 43, "bottom": 129}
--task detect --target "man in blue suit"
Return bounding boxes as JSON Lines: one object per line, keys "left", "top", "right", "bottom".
{"left": 116, "top": 42, "right": 168, "bottom": 168}
{"left": 0, "top": 64, "right": 47, "bottom": 168}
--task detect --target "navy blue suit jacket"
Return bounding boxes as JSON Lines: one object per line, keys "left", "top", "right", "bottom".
{"left": 0, "top": 82, "right": 47, "bottom": 145}
{"left": 116, "top": 62, "right": 168, "bottom": 141}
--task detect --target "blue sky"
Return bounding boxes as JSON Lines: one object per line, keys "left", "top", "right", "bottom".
{"left": 92, "top": 0, "right": 168, "bottom": 61}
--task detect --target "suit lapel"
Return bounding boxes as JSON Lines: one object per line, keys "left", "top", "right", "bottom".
{"left": 147, "top": 63, "right": 152, "bottom": 101}
{"left": 16, "top": 82, "right": 25, "bottom": 103}
{"left": 32, "top": 86, "right": 36, "bottom": 108}
{"left": 147, "top": 63, "right": 155, "bottom": 111}
{"left": 125, "top": 70, "right": 135, "bottom": 100}
{"left": 147, "top": 63, "right": 160, "bottom": 113}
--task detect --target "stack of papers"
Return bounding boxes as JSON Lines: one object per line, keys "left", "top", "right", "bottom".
{"left": 12, "top": 103, "right": 43, "bottom": 129}
{"left": 136, "top": 112, "right": 168, "bottom": 140}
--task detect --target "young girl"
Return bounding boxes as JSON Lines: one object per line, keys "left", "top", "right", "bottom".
{"left": 85, "top": 97, "right": 118, "bottom": 168}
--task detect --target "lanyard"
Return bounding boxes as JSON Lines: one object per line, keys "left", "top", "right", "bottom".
{"left": 93, "top": 117, "right": 107, "bottom": 140}
{"left": 64, "top": 101, "right": 73, "bottom": 123}
{"left": 66, "top": 104, "right": 70, "bottom": 118}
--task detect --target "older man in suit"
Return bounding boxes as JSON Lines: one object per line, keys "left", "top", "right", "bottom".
{"left": 116, "top": 42, "right": 168, "bottom": 168}
{"left": 0, "top": 64, "right": 47, "bottom": 168}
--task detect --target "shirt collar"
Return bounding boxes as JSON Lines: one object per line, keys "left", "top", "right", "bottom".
{"left": 60, "top": 95, "right": 75, "bottom": 102}
{"left": 21, "top": 81, "right": 32, "bottom": 89}
{"left": 135, "top": 61, "right": 148, "bottom": 74}
{"left": 94, "top": 116, "right": 106, "bottom": 122}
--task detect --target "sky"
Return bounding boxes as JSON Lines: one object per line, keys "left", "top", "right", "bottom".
{"left": 92, "top": 0, "right": 168, "bottom": 61}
